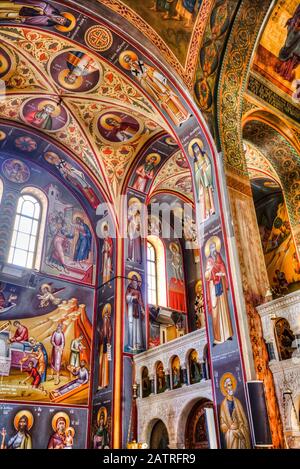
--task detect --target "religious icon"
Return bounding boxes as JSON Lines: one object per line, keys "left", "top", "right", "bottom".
{"left": 21, "top": 98, "right": 68, "bottom": 132}
{"left": 0, "top": 45, "right": 14, "bottom": 81}
{"left": 2, "top": 158, "right": 30, "bottom": 184}
{"left": 97, "top": 111, "right": 141, "bottom": 144}
{"left": 175, "top": 151, "right": 189, "bottom": 169}
{"left": 93, "top": 407, "right": 110, "bottom": 449}
{"left": 165, "top": 136, "right": 177, "bottom": 146}
{"left": 101, "top": 222, "right": 113, "bottom": 284}
{"left": 49, "top": 49, "right": 102, "bottom": 92}
{"left": 98, "top": 303, "right": 112, "bottom": 390}
{"left": 194, "top": 280, "right": 205, "bottom": 329}
{"left": 49, "top": 323, "right": 65, "bottom": 386}
{"left": 188, "top": 138, "right": 215, "bottom": 223}
{"left": 169, "top": 242, "right": 183, "bottom": 281}
{"left": 44, "top": 152, "right": 100, "bottom": 209}
{"left": 119, "top": 50, "right": 190, "bottom": 127}
{"left": 171, "top": 356, "right": 181, "bottom": 389}
{"left": 125, "top": 271, "right": 145, "bottom": 353}
{"left": 275, "top": 4, "right": 300, "bottom": 82}
{"left": 48, "top": 412, "right": 71, "bottom": 449}
{"left": 219, "top": 372, "right": 251, "bottom": 449}
{"left": 0, "top": 410, "right": 34, "bottom": 449}
{"left": 0, "top": 1, "right": 76, "bottom": 31}
{"left": 189, "top": 350, "right": 202, "bottom": 384}
{"left": 127, "top": 197, "right": 143, "bottom": 264}
{"left": 156, "top": 362, "right": 166, "bottom": 393}
{"left": 132, "top": 153, "right": 161, "bottom": 192}
{"left": 204, "top": 236, "right": 233, "bottom": 345}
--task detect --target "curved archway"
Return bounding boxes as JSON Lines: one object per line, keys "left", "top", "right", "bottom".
{"left": 184, "top": 398, "right": 213, "bottom": 449}
{"left": 150, "top": 419, "right": 169, "bottom": 449}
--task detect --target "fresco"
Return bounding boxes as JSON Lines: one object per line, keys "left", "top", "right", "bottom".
{"left": 21, "top": 98, "right": 69, "bottom": 132}
{"left": 0, "top": 403, "right": 88, "bottom": 449}
{"left": 109, "top": 0, "right": 203, "bottom": 66}
{"left": 253, "top": 1, "right": 300, "bottom": 103}
{"left": 91, "top": 401, "right": 112, "bottom": 449}
{"left": 253, "top": 178, "right": 300, "bottom": 296}
{"left": 0, "top": 277, "right": 94, "bottom": 406}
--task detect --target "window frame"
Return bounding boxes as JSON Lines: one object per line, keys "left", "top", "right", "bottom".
{"left": 147, "top": 240, "right": 158, "bottom": 306}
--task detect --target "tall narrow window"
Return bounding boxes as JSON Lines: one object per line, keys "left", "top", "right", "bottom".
{"left": 147, "top": 241, "right": 157, "bottom": 305}
{"left": 8, "top": 194, "right": 41, "bottom": 269}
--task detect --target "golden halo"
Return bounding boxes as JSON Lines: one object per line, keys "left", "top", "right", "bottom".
{"left": 188, "top": 138, "right": 204, "bottom": 157}
{"left": 44, "top": 151, "right": 61, "bottom": 165}
{"left": 37, "top": 100, "right": 61, "bottom": 117}
{"left": 195, "top": 280, "right": 202, "bottom": 293}
{"left": 66, "top": 426, "right": 75, "bottom": 438}
{"left": 0, "top": 130, "right": 6, "bottom": 141}
{"left": 190, "top": 350, "right": 198, "bottom": 361}
{"left": 220, "top": 372, "right": 237, "bottom": 397}
{"left": 169, "top": 242, "right": 179, "bottom": 253}
{"left": 145, "top": 153, "right": 161, "bottom": 166}
{"left": 100, "top": 113, "right": 122, "bottom": 130}
{"left": 0, "top": 55, "right": 8, "bottom": 76}
{"left": 102, "top": 303, "right": 112, "bottom": 318}
{"left": 14, "top": 410, "right": 34, "bottom": 431}
{"left": 128, "top": 197, "right": 141, "bottom": 207}
{"left": 128, "top": 271, "right": 142, "bottom": 283}
{"left": 58, "top": 69, "right": 83, "bottom": 90}
{"left": 55, "top": 12, "right": 76, "bottom": 32}
{"left": 119, "top": 50, "right": 138, "bottom": 70}
{"left": 97, "top": 407, "right": 107, "bottom": 426}
{"left": 204, "top": 236, "right": 221, "bottom": 258}
{"left": 52, "top": 412, "right": 70, "bottom": 432}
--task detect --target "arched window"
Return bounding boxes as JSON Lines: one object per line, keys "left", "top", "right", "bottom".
{"left": 147, "top": 241, "right": 157, "bottom": 305}
{"left": 147, "top": 236, "right": 167, "bottom": 307}
{"left": 8, "top": 189, "right": 47, "bottom": 270}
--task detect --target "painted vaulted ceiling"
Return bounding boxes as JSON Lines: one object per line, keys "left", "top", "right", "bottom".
{"left": 0, "top": 0, "right": 299, "bottom": 216}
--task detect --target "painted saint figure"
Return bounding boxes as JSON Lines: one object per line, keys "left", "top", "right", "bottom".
{"left": 98, "top": 113, "right": 140, "bottom": 143}
{"left": 73, "top": 217, "right": 92, "bottom": 268}
{"left": 93, "top": 408, "right": 110, "bottom": 449}
{"left": 189, "top": 138, "right": 215, "bottom": 222}
{"left": 47, "top": 413, "right": 69, "bottom": 450}
{"left": 98, "top": 303, "right": 112, "bottom": 390}
{"left": 26, "top": 103, "right": 56, "bottom": 130}
{"left": 44, "top": 152, "right": 100, "bottom": 209}
{"left": 132, "top": 153, "right": 161, "bottom": 192}
{"left": 219, "top": 373, "right": 251, "bottom": 449}
{"left": 1, "top": 412, "right": 33, "bottom": 450}
{"left": 275, "top": 4, "right": 300, "bottom": 82}
{"left": 0, "top": 1, "right": 74, "bottom": 29}
{"left": 119, "top": 50, "right": 190, "bottom": 127}
{"left": 127, "top": 198, "right": 142, "bottom": 264}
{"left": 204, "top": 237, "right": 233, "bottom": 345}
{"left": 49, "top": 323, "right": 65, "bottom": 385}
{"left": 125, "top": 273, "right": 145, "bottom": 352}
{"left": 101, "top": 223, "right": 113, "bottom": 283}
{"left": 63, "top": 51, "right": 98, "bottom": 86}
{"left": 69, "top": 335, "right": 85, "bottom": 369}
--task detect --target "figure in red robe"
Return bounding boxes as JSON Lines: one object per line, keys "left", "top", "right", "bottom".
{"left": 205, "top": 240, "right": 233, "bottom": 345}
{"left": 9, "top": 321, "right": 29, "bottom": 343}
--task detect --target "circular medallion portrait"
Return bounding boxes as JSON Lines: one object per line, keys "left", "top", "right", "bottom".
{"left": 96, "top": 111, "right": 142, "bottom": 144}
{"left": 48, "top": 49, "right": 102, "bottom": 92}
{"left": 21, "top": 98, "right": 68, "bottom": 133}
{"left": 0, "top": 45, "right": 15, "bottom": 81}
{"left": 175, "top": 152, "right": 189, "bottom": 169}
{"left": 2, "top": 159, "right": 30, "bottom": 184}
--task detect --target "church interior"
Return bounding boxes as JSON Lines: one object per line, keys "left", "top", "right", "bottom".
{"left": 0, "top": 0, "right": 299, "bottom": 450}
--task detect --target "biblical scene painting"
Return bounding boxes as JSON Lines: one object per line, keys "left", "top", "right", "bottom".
{"left": 119, "top": 1, "right": 203, "bottom": 65}
{"left": 253, "top": 1, "right": 300, "bottom": 103}
{"left": 0, "top": 403, "right": 88, "bottom": 449}
{"left": 0, "top": 278, "right": 94, "bottom": 406}
{"left": 41, "top": 183, "right": 96, "bottom": 286}
{"left": 253, "top": 177, "right": 300, "bottom": 296}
